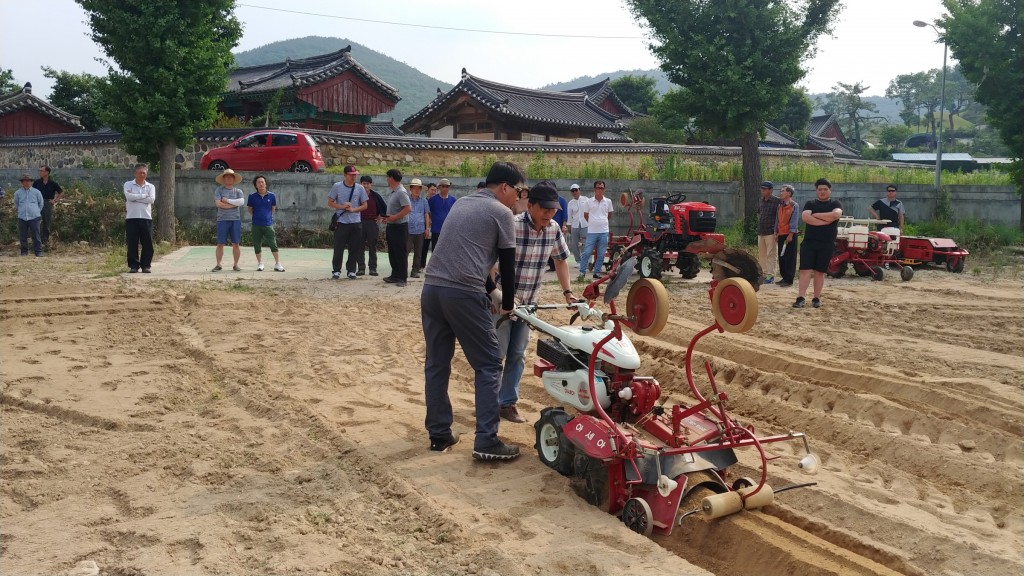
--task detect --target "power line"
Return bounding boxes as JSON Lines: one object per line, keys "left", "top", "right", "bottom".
{"left": 236, "top": 3, "right": 644, "bottom": 39}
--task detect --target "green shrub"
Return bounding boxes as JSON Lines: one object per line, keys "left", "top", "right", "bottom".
{"left": 1, "top": 183, "right": 126, "bottom": 245}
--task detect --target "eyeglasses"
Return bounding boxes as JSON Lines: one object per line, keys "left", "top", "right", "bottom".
{"left": 505, "top": 183, "right": 528, "bottom": 195}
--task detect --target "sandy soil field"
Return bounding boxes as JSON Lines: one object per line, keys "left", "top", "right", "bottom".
{"left": 1, "top": 249, "right": 1022, "bottom": 576}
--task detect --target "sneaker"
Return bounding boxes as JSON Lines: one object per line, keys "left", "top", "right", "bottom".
{"left": 577, "top": 274, "right": 586, "bottom": 282}
{"left": 593, "top": 275, "right": 602, "bottom": 280}
{"left": 332, "top": 271, "right": 341, "bottom": 280}
{"left": 141, "top": 268, "right": 151, "bottom": 274}
{"left": 499, "top": 404, "right": 528, "bottom": 424}
{"left": 764, "top": 275, "right": 775, "bottom": 284}
{"left": 347, "top": 272, "right": 357, "bottom": 280}
{"left": 792, "top": 297, "right": 805, "bottom": 308}
{"left": 812, "top": 297, "right": 821, "bottom": 309}
{"left": 212, "top": 265, "right": 222, "bottom": 272}
{"left": 274, "top": 263, "right": 285, "bottom": 272}
{"left": 369, "top": 270, "right": 379, "bottom": 276}
{"left": 410, "top": 272, "right": 420, "bottom": 278}
{"left": 396, "top": 281, "right": 407, "bottom": 287}
{"left": 429, "top": 432, "right": 461, "bottom": 452}
{"left": 129, "top": 268, "right": 139, "bottom": 273}
{"left": 383, "top": 277, "right": 398, "bottom": 284}
{"left": 777, "top": 281, "right": 792, "bottom": 287}
{"left": 257, "top": 263, "right": 265, "bottom": 271}
{"left": 233, "top": 265, "right": 242, "bottom": 271}
{"left": 472, "top": 440, "right": 521, "bottom": 462}
{"left": 356, "top": 269, "right": 366, "bottom": 276}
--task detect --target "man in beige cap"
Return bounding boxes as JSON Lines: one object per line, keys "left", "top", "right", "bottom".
{"left": 426, "top": 177, "right": 456, "bottom": 264}
{"left": 407, "top": 178, "right": 431, "bottom": 278}
{"left": 212, "top": 168, "right": 246, "bottom": 272}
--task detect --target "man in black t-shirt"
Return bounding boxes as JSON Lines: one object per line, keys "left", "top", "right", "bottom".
{"left": 794, "top": 178, "right": 843, "bottom": 309}
{"left": 868, "top": 185, "right": 905, "bottom": 232}
{"left": 32, "top": 165, "right": 62, "bottom": 248}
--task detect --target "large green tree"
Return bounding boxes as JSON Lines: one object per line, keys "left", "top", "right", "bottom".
{"left": 940, "top": 0, "right": 1022, "bottom": 223}
{"left": 817, "top": 81, "right": 885, "bottom": 149}
{"left": 609, "top": 74, "right": 659, "bottom": 114}
{"left": 0, "top": 67, "right": 20, "bottom": 93}
{"left": 41, "top": 67, "right": 105, "bottom": 132}
{"left": 76, "top": 0, "right": 243, "bottom": 242}
{"left": 625, "top": 0, "right": 842, "bottom": 227}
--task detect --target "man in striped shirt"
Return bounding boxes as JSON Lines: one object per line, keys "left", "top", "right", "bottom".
{"left": 494, "top": 183, "right": 576, "bottom": 424}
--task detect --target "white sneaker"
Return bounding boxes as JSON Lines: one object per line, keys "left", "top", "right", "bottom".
{"left": 274, "top": 263, "right": 285, "bottom": 272}
{"left": 257, "top": 263, "right": 265, "bottom": 271}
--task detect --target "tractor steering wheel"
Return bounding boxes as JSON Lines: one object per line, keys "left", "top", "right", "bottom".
{"left": 664, "top": 193, "right": 686, "bottom": 205}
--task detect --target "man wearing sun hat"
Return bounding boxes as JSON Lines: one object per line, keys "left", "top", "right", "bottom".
{"left": 328, "top": 165, "right": 369, "bottom": 280}
{"left": 212, "top": 168, "right": 246, "bottom": 272}
{"left": 14, "top": 173, "right": 45, "bottom": 257}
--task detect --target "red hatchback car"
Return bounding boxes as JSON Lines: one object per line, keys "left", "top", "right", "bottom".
{"left": 200, "top": 130, "right": 326, "bottom": 173}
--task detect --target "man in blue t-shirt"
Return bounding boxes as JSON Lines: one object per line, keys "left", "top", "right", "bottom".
{"left": 426, "top": 178, "right": 457, "bottom": 261}
{"left": 794, "top": 178, "right": 843, "bottom": 309}
{"left": 247, "top": 174, "right": 284, "bottom": 272}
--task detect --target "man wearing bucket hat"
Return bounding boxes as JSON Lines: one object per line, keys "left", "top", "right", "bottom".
{"left": 212, "top": 169, "right": 246, "bottom": 272}
{"left": 406, "top": 178, "right": 431, "bottom": 278}
{"left": 14, "top": 173, "right": 45, "bottom": 257}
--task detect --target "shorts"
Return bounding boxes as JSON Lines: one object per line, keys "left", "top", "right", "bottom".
{"left": 799, "top": 239, "right": 834, "bottom": 273}
{"left": 216, "top": 220, "right": 241, "bottom": 245}
{"left": 251, "top": 225, "right": 278, "bottom": 253}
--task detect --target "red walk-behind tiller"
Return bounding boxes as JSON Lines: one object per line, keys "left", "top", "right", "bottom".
{"left": 514, "top": 253, "right": 818, "bottom": 537}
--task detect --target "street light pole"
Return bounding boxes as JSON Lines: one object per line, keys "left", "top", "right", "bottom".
{"left": 914, "top": 20, "right": 948, "bottom": 193}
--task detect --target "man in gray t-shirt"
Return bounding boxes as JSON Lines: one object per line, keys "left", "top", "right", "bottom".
{"left": 421, "top": 161, "right": 524, "bottom": 462}
{"left": 382, "top": 168, "right": 412, "bottom": 285}
{"left": 213, "top": 169, "right": 246, "bottom": 272}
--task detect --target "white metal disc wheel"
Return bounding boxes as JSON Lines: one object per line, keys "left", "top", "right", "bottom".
{"left": 621, "top": 497, "right": 654, "bottom": 536}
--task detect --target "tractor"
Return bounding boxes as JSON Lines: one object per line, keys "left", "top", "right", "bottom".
{"left": 606, "top": 191, "right": 726, "bottom": 280}
{"left": 827, "top": 217, "right": 969, "bottom": 281}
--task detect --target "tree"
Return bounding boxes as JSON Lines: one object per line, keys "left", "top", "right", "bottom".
{"left": 0, "top": 67, "right": 19, "bottom": 93}
{"left": 942, "top": 66, "right": 975, "bottom": 132}
{"left": 886, "top": 71, "right": 942, "bottom": 139}
{"left": 625, "top": 0, "right": 842, "bottom": 230}
{"left": 941, "top": 0, "right": 1023, "bottom": 227}
{"left": 41, "top": 67, "right": 105, "bottom": 132}
{"left": 608, "top": 74, "right": 659, "bottom": 114}
{"left": 816, "top": 81, "right": 886, "bottom": 149}
{"left": 76, "top": 0, "right": 242, "bottom": 242}
{"left": 767, "top": 86, "right": 813, "bottom": 141}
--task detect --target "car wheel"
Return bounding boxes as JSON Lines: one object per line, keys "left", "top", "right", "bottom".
{"left": 208, "top": 160, "right": 228, "bottom": 171}
{"left": 292, "top": 161, "right": 313, "bottom": 173}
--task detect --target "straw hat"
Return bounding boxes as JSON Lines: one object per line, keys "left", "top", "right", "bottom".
{"left": 215, "top": 168, "right": 239, "bottom": 186}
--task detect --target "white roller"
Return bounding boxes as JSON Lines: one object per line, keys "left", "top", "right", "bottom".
{"left": 799, "top": 453, "right": 820, "bottom": 473}
{"left": 701, "top": 491, "right": 742, "bottom": 519}
{"left": 738, "top": 484, "right": 775, "bottom": 509}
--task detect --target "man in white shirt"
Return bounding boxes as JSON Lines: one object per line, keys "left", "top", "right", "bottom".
{"left": 565, "top": 183, "right": 588, "bottom": 263}
{"left": 578, "top": 181, "right": 613, "bottom": 280}
{"left": 123, "top": 163, "right": 156, "bottom": 273}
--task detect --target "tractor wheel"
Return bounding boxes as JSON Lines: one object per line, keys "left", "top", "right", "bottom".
{"left": 626, "top": 278, "right": 669, "bottom": 336}
{"left": 900, "top": 266, "right": 914, "bottom": 282}
{"left": 638, "top": 249, "right": 663, "bottom": 279}
{"left": 946, "top": 258, "right": 965, "bottom": 273}
{"left": 621, "top": 497, "right": 654, "bottom": 536}
{"left": 677, "top": 253, "right": 701, "bottom": 279}
{"left": 711, "top": 278, "right": 758, "bottom": 333}
{"left": 871, "top": 265, "right": 885, "bottom": 281}
{"left": 534, "top": 408, "right": 576, "bottom": 476}
{"left": 607, "top": 245, "right": 624, "bottom": 269}
{"left": 854, "top": 262, "right": 873, "bottom": 277}
{"left": 826, "top": 261, "right": 849, "bottom": 279}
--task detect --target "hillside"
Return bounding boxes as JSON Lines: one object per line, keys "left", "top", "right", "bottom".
{"left": 233, "top": 36, "right": 452, "bottom": 124}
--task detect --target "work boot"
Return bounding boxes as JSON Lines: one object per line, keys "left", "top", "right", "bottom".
{"left": 499, "top": 404, "right": 527, "bottom": 424}
{"left": 472, "top": 440, "right": 521, "bottom": 462}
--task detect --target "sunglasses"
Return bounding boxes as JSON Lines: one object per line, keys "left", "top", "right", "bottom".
{"left": 506, "top": 183, "right": 528, "bottom": 195}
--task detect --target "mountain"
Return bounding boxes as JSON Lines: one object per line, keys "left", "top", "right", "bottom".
{"left": 233, "top": 36, "right": 452, "bottom": 125}
{"left": 543, "top": 69, "right": 906, "bottom": 125}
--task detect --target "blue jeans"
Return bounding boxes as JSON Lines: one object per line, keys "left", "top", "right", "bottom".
{"left": 495, "top": 314, "right": 531, "bottom": 407}
{"left": 421, "top": 284, "right": 503, "bottom": 450}
{"left": 579, "top": 231, "right": 609, "bottom": 276}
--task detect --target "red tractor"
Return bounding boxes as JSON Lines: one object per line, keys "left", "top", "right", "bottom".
{"left": 607, "top": 191, "right": 726, "bottom": 280}
{"left": 827, "top": 217, "right": 969, "bottom": 281}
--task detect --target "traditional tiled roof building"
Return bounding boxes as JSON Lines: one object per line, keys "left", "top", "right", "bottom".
{"left": 400, "top": 70, "right": 627, "bottom": 143}
{"left": 0, "top": 83, "right": 83, "bottom": 137}
{"left": 563, "top": 78, "right": 639, "bottom": 120}
{"left": 219, "top": 47, "right": 400, "bottom": 133}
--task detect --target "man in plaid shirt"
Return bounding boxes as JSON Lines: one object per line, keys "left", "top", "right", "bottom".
{"left": 493, "top": 183, "right": 576, "bottom": 423}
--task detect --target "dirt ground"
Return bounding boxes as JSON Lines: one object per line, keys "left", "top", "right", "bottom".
{"left": 1, "top": 248, "right": 1022, "bottom": 576}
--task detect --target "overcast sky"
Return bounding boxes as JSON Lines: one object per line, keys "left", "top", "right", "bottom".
{"left": 3, "top": 0, "right": 951, "bottom": 100}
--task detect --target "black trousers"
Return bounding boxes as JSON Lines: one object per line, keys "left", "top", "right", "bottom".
{"left": 386, "top": 222, "right": 409, "bottom": 280}
{"left": 408, "top": 233, "right": 425, "bottom": 274}
{"left": 358, "top": 220, "right": 379, "bottom": 272}
{"left": 40, "top": 201, "right": 54, "bottom": 244}
{"left": 332, "top": 222, "right": 363, "bottom": 274}
{"left": 778, "top": 234, "right": 798, "bottom": 283}
{"left": 125, "top": 218, "right": 153, "bottom": 269}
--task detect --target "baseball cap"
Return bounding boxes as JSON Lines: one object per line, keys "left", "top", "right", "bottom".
{"left": 528, "top": 184, "right": 560, "bottom": 209}
{"left": 570, "top": 183, "right": 580, "bottom": 190}
{"left": 343, "top": 165, "right": 359, "bottom": 175}
{"left": 760, "top": 181, "right": 773, "bottom": 189}
{"left": 19, "top": 173, "right": 33, "bottom": 181}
